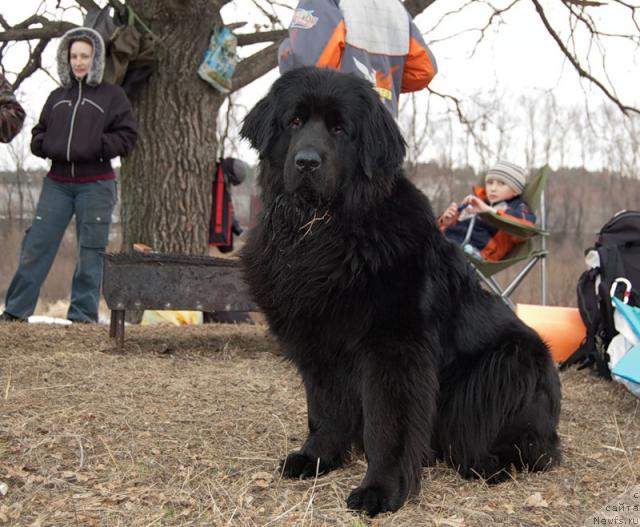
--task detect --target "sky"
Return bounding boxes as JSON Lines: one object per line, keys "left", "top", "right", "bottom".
{"left": 1, "top": 0, "right": 639, "bottom": 170}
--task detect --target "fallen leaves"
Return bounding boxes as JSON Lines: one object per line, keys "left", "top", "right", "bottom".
{"left": 252, "top": 471, "right": 273, "bottom": 488}
{"left": 433, "top": 515, "right": 465, "bottom": 526}
{"left": 524, "top": 492, "right": 549, "bottom": 508}
{"left": 0, "top": 503, "right": 21, "bottom": 524}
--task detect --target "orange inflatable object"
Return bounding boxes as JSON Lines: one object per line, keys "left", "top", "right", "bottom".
{"left": 516, "top": 304, "right": 586, "bottom": 363}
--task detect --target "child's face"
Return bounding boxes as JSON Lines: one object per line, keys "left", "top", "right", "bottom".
{"left": 485, "top": 177, "right": 519, "bottom": 203}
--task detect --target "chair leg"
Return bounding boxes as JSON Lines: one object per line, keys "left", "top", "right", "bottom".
{"left": 475, "top": 271, "right": 516, "bottom": 309}
{"left": 475, "top": 256, "right": 545, "bottom": 310}
{"left": 501, "top": 256, "right": 542, "bottom": 298}
{"left": 474, "top": 268, "right": 513, "bottom": 305}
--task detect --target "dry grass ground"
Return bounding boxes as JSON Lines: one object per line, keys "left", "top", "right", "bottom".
{"left": 1, "top": 322, "right": 639, "bottom": 526}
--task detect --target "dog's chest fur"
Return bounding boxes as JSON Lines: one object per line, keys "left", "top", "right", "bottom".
{"left": 242, "top": 177, "right": 439, "bottom": 347}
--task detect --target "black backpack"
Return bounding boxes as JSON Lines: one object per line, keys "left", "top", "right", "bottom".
{"left": 561, "top": 210, "right": 640, "bottom": 378}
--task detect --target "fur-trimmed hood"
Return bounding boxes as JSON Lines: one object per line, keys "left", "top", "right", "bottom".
{"left": 57, "top": 27, "right": 105, "bottom": 87}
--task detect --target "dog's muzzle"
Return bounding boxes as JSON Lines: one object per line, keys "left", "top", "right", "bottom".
{"left": 295, "top": 148, "right": 322, "bottom": 174}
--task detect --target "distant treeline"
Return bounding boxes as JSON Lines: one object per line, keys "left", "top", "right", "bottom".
{"left": 3, "top": 164, "right": 638, "bottom": 236}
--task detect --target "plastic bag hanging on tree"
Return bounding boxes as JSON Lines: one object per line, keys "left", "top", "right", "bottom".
{"left": 198, "top": 26, "right": 238, "bottom": 93}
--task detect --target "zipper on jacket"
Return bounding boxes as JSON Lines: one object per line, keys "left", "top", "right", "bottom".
{"left": 52, "top": 99, "right": 72, "bottom": 110}
{"left": 82, "top": 98, "right": 105, "bottom": 113}
{"left": 67, "top": 79, "right": 83, "bottom": 177}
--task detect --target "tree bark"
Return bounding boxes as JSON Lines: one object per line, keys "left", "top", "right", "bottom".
{"left": 120, "top": 0, "right": 225, "bottom": 254}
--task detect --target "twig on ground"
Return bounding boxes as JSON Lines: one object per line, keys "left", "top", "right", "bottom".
{"left": 4, "top": 366, "right": 10, "bottom": 400}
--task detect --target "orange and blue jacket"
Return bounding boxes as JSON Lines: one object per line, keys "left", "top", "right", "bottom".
{"left": 440, "top": 188, "right": 536, "bottom": 262}
{"left": 278, "top": 0, "right": 437, "bottom": 117}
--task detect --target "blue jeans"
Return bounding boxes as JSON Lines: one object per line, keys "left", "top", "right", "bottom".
{"left": 4, "top": 178, "right": 116, "bottom": 322}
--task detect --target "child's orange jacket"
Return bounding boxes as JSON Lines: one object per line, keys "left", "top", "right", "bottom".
{"left": 439, "top": 187, "right": 536, "bottom": 262}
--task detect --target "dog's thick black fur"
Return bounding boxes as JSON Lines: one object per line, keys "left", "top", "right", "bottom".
{"left": 240, "top": 67, "right": 561, "bottom": 517}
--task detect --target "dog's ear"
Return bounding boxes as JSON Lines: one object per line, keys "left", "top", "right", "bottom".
{"left": 359, "top": 99, "right": 406, "bottom": 179}
{"left": 240, "top": 94, "right": 277, "bottom": 156}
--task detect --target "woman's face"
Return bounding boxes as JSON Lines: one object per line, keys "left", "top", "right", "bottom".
{"left": 69, "top": 40, "right": 94, "bottom": 80}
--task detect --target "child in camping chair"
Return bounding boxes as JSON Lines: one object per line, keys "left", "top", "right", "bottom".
{"left": 438, "top": 161, "right": 536, "bottom": 262}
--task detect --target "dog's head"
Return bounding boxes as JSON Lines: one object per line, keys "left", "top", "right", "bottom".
{"left": 241, "top": 67, "right": 406, "bottom": 214}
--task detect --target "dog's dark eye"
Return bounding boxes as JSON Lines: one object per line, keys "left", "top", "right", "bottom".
{"left": 332, "top": 125, "right": 345, "bottom": 135}
{"left": 289, "top": 116, "right": 302, "bottom": 128}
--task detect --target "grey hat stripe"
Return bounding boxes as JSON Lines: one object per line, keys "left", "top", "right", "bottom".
{"left": 487, "top": 162, "right": 526, "bottom": 192}
{"left": 490, "top": 169, "right": 523, "bottom": 190}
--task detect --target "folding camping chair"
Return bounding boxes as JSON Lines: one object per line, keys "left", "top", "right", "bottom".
{"left": 462, "top": 166, "right": 549, "bottom": 308}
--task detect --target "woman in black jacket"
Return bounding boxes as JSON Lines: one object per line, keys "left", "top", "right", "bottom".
{"left": 1, "top": 27, "right": 137, "bottom": 323}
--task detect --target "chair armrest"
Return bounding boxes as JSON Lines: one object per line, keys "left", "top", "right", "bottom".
{"left": 477, "top": 211, "right": 548, "bottom": 239}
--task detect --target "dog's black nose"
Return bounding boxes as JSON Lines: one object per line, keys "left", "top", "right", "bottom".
{"left": 295, "top": 149, "right": 321, "bottom": 173}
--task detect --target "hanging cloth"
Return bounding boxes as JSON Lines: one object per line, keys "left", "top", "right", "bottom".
{"left": 85, "top": 4, "right": 158, "bottom": 97}
{"left": 209, "top": 162, "right": 233, "bottom": 249}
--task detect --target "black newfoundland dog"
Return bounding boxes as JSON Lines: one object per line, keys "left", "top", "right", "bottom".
{"left": 240, "top": 67, "right": 561, "bottom": 516}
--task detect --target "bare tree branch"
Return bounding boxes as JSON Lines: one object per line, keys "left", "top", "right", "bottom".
{"left": 230, "top": 41, "right": 280, "bottom": 93}
{"left": 530, "top": 0, "right": 640, "bottom": 115}
{"left": 467, "top": 0, "right": 520, "bottom": 59}
{"left": 248, "top": 0, "right": 280, "bottom": 26}
{"left": 236, "top": 29, "right": 286, "bottom": 46}
{"left": 74, "top": 0, "right": 100, "bottom": 11}
{"left": 0, "top": 21, "right": 77, "bottom": 43}
{"left": 563, "top": 0, "right": 606, "bottom": 6}
{"left": 427, "top": 86, "right": 492, "bottom": 160}
{"left": 561, "top": 0, "right": 640, "bottom": 41}
{"left": 13, "top": 39, "right": 51, "bottom": 90}
{"left": 424, "top": 2, "right": 492, "bottom": 46}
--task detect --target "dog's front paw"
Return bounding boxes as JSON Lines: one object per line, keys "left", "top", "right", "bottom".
{"left": 346, "top": 484, "right": 405, "bottom": 517}
{"left": 279, "top": 451, "right": 329, "bottom": 479}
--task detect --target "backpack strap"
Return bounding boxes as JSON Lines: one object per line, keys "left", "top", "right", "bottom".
{"left": 560, "top": 336, "right": 592, "bottom": 370}
{"left": 560, "top": 264, "right": 612, "bottom": 378}
{"left": 560, "top": 267, "right": 599, "bottom": 370}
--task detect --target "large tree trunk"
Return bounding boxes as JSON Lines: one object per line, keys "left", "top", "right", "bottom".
{"left": 120, "top": 0, "right": 225, "bottom": 254}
